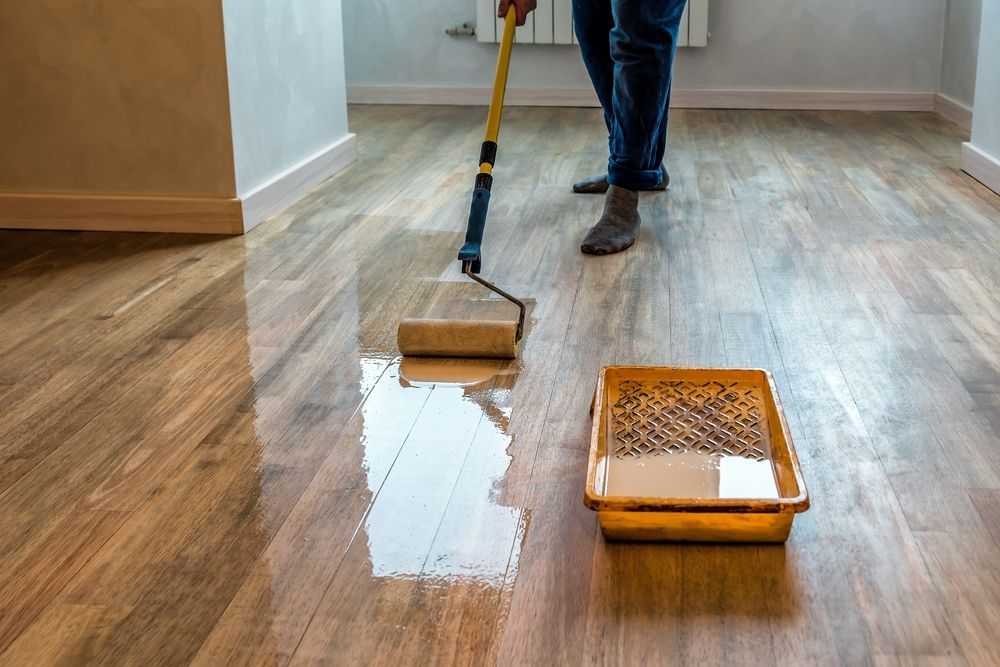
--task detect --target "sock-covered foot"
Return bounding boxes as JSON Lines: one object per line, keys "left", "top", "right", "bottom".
{"left": 572, "top": 165, "right": 669, "bottom": 194}
{"left": 580, "top": 185, "right": 640, "bottom": 255}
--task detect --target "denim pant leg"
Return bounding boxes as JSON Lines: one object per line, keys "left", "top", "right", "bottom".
{"left": 572, "top": 0, "right": 615, "bottom": 138}
{"left": 608, "top": 0, "right": 686, "bottom": 190}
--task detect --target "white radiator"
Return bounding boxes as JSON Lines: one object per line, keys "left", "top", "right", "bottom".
{"left": 476, "top": 0, "right": 708, "bottom": 47}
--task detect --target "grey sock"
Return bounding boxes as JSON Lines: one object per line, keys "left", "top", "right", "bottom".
{"left": 572, "top": 165, "right": 670, "bottom": 194}
{"left": 580, "top": 185, "right": 640, "bottom": 255}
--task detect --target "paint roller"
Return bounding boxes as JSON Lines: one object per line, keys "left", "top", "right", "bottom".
{"left": 396, "top": 6, "right": 525, "bottom": 360}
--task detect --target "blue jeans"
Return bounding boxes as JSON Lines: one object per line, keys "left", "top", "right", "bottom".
{"left": 573, "top": 0, "right": 687, "bottom": 190}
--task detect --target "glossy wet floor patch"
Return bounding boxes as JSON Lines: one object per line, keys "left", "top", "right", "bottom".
{"left": 354, "top": 356, "right": 524, "bottom": 586}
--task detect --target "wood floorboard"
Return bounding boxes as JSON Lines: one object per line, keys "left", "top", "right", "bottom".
{"left": 0, "top": 105, "right": 998, "bottom": 665}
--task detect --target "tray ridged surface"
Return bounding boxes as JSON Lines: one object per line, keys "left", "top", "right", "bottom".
{"left": 610, "top": 379, "right": 768, "bottom": 461}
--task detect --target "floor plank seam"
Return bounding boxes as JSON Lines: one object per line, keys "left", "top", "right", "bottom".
{"left": 283, "top": 366, "right": 434, "bottom": 665}
{"left": 811, "top": 294, "right": 968, "bottom": 661}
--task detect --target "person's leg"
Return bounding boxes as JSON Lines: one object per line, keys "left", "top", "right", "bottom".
{"left": 607, "top": 0, "right": 685, "bottom": 190}
{"left": 580, "top": 0, "right": 685, "bottom": 255}
{"left": 572, "top": 164, "right": 669, "bottom": 194}
{"left": 573, "top": 0, "right": 685, "bottom": 193}
{"left": 572, "top": 0, "right": 614, "bottom": 134}
{"left": 580, "top": 184, "right": 641, "bottom": 254}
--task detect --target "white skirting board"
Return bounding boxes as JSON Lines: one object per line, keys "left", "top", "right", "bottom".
{"left": 348, "top": 85, "right": 937, "bottom": 112}
{"left": 934, "top": 93, "right": 973, "bottom": 131}
{"left": 961, "top": 142, "right": 1000, "bottom": 196}
{"left": 239, "top": 133, "right": 358, "bottom": 233}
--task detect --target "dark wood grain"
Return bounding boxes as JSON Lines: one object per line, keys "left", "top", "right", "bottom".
{"left": 0, "top": 106, "right": 998, "bottom": 666}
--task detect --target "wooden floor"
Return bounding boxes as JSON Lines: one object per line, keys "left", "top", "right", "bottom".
{"left": 1, "top": 105, "right": 999, "bottom": 666}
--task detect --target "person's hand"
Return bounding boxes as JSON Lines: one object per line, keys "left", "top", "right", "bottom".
{"left": 498, "top": 0, "right": 537, "bottom": 27}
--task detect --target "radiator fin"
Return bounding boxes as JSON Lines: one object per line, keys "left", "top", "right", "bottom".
{"left": 477, "top": 0, "right": 708, "bottom": 47}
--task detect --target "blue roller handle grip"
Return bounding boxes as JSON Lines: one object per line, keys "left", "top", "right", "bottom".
{"left": 458, "top": 186, "right": 491, "bottom": 273}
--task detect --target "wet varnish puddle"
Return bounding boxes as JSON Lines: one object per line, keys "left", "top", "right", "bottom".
{"left": 602, "top": 451, "right": 780, "bottom": 499}
{"left": 353, "top": 356, "right": 525, "bottom": 587}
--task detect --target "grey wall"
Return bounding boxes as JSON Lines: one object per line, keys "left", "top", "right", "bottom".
{"left": 940, "top": 0, "right": 982, "bottom": 106}
{"left": 223, "top": 0, "right": 351, "bottom": 195}
{"left": 344, "top": 0, "right": 948, "bottom": 92}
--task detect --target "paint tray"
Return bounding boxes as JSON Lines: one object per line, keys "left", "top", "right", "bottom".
{"left": 585, "top": 367, "right": 808, "bottom": 542}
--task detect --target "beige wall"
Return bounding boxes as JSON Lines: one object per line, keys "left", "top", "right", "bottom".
{"left": 0, "top": 1, "right": 236, "bottom": 197}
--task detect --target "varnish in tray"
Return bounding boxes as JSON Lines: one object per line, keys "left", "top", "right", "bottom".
{"left": 585, "top": 367, "right": 809, "bottom": 542}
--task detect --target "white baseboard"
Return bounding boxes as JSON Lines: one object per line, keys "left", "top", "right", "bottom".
{"left": 961, "top": 142, "right": 1000, "bottom": 195}
{"left": 239, "top": 133, "right": 358, "bottom": 233}
{"left": 935, "top": 93, "right": 973, "bottom": 131}
{"left": 348, "top": 85, "right": 937, "bottom": 112}
{"left": 0, "top": 192, "right": 243, "bottom": 234}
{"left": 671, "top": 89, "right": 934, "bottom": 111}
{"left": 350, "top": 85, "right": 599, "bottom": 106}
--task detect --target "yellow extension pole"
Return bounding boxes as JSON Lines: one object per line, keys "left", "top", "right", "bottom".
{"left": 479, "top": 6, "right": 517, "bottom": 175}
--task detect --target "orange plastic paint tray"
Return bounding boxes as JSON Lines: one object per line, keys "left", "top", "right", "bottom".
{"left": 585, "top": 367, "right": 809, "bottom": 542}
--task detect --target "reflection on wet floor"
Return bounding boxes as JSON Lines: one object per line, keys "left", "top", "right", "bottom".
{"left": 400, "top": 356, "right": 518, "bottom": 388}
{"left": 355, "top": 357, "right": 525, "bottom": 587}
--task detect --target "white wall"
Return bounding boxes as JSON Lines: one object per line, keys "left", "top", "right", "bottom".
{"left": 961, "top": 0, "right": 999, "bottom": 194}
{"left": 969, "top": 0, "right": 999, "bottom": 158}
{"left": 344, "top": 0, "right": 947, "bottom": 92}
{"left": 223, "top": 0, "right": 352, "bottom": 195}
{"left": 940, "top": 0, "right": 982, "bottom": 107}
